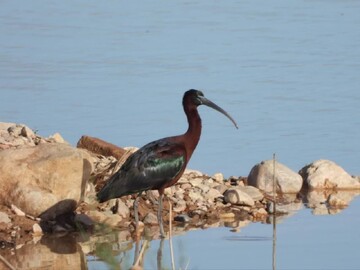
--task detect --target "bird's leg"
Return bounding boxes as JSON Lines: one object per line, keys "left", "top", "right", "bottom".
{"left": 157, "top": 238, "right": 164, "bottom": 270}
{"left": 157, "top": 193, "right": 165, "bottom": 238}
{"left": 134, "top": 192, "right": 143, "bottom": 232}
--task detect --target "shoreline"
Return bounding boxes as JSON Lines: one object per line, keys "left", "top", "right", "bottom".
{"left": 0, "top": 122, "right": 359, "bottom": 252}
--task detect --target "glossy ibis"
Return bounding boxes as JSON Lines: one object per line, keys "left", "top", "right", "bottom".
{"left": 97, "top": 89, "right": 238, "bottom": 237}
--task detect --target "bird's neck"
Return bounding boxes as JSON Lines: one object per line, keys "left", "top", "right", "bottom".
{"left": 184, "top": 107, "right": 202, "bottom": 160}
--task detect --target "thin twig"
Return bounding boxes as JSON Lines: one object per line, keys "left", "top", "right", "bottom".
{"left": 169, "top": 200, "right": 176, "bottom": 270}
{"left": 133, "top": 240, "right": 148, "bottom": 267}
{"left": 0, "top": 254, "right": 16, "bottom": 270}
{"left": 272, "top": 153, "right": 277, "bottom": 270}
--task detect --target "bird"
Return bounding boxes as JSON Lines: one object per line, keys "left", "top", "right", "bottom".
{"left": 97, "top": 89, "right": 238, "bottom": 237}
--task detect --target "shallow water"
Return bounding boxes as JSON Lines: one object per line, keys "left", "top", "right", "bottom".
{"left": 1, "top": 1, "right": 360, "bottom": 269}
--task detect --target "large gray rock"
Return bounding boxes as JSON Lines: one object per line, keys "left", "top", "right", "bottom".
{"left": 299, "top": 160, "right": 360, "bottom": 190}
{"left": 0, "top": 143, "right": 93, "bottom": 218}
{"left": 248, "top": 160, "right": 303, "bottom": 193}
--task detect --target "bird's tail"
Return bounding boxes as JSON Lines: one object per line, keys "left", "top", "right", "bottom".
{"left": 96, "top": 182, "right": 112, "bottom": 203}
{"left": 96, "top": 171, "right": 129, "bottom": 203}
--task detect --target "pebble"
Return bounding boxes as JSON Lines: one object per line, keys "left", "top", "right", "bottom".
{"left": 174, "top": 214, "right": 191, "bottom": 223}
{"left": 116, "top": 199, "right": 130, "bottom": 218}
{"left": 21, "top": 126, "right": 35, "bottom": 138}
{"left": 0, "top": 211, "right": 11, "bottom": 223}
{"left": 189, "top": 178, "right": 203, "bottom": 187}
{"left": 180, "top": 183, "right": 192, "bottom": 190}
{"left": 74, "top": 214, "right": 95, "bottom": 231}
{"left": 212, "top": 173, "right": 224, "bottom": 183}
{"left": 143, "top": 213, "right": 158, "bottom": 225}
{"left": 213, "top": 184, "right": 228, "bottom": 195}
{"left": 204, "top": 188, "right": 223, "bottom": 201}
{"left": 188, "top": 190, "right": 203, "bottom": 202}
{"left": 219, "top": 212, "right": 235, "bottom": 219}
{"left": 49, "top": 132, "right": 66, "bottom": 143}
{"left": 32, "top": 223, "right": 43, "bottom": 236}
{"left": 251, "top": 208, "right": 268, "bottom": 218}
{"left": 104, "top": 214, "right": 122, "bottom": 227}
{"left": 173, "top": 200, "right": 187, "bottom": 213}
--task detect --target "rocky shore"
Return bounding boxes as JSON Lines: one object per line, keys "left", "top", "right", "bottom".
{"left": 0, "top": 122, "right": 360, "bottom": 256}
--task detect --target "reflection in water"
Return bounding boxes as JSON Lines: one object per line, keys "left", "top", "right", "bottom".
{"left": 305, "top": 190, "right": 360, "bottom": 215}
{"left": 0, "top": 234, "right": 87, "bottom": 270}
{"left": 0, "top": 190, "right": 359, "bottom": 269}
{"left": 157, "top": 239, "right": 164, "bottom": 270}
{"left": 272, "top": 212, "right": 276, "bottom": 270}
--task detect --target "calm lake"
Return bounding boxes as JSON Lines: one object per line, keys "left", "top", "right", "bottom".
{"left": 1, "top": 1, "right": 359, "bottom": 269}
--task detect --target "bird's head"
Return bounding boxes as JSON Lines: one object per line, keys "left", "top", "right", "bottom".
{"left": 183, "top": 89, "right": 238, "bottom": 129}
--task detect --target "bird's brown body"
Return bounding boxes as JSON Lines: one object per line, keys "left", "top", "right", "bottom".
{"left": 97, "top": 89, "right": 238, "bottom": 237}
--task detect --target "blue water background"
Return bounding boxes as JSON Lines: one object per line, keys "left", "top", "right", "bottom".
{"left": 1, "top": 1, "right": 360, "bottom": 269}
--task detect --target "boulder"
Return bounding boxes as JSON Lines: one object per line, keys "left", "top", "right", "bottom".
{"left": 247, "top": 160, "right": 303, "bottom": 193}
{"left": 299, "top": 160, "right": 360, "bottom": 190}
{"left": 0, "top": 143, "right": 93, "bottom": 218}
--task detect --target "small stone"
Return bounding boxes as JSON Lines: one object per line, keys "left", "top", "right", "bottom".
{"left": 21, "top": 126, "right": 35, "bottom": 138}
{"left": 219, "top": 212, "right": 235, "bottom": 219}
{"left": 223, "top": 188, "right": 255, "bottom": 206}
{"left": 180, "top": 183, "right": 192, "bottom": 190}
{"left": 163, "top": 186, "right": 175, "bottom": 196}
{"left": 212, "top": 173, "right": 224, "bottom": 183}
{"left": 173, "top": 200, "right": 187, "bottom": 213}
{"left": 74, "top": 214, "right": 95, "bottom": 231}
{"left": 11, "top": 204, "right": 25, "bottom": 216}
{"left": 252, "top": 208, "right": 268, "bottom": 217}
{"left": 32, "top": 223, "right": 43, "bottom": 236}
{"left": 189, "top": 178, "right": 203, "bottom": 187}
{"left": 188, "top": 190, "right": 203, "bottom": 202}
{"left": 49, "top": 132, "right": 66, "bottom": 144}
{"left": 229, "top": 176, "right": 238, "bottom": 186}
{"left": 104, "top": 214, "right": 122, "bottom": 227}
{"left": 0, "top": 211, "right": 11, "bottom": 223}
{"left": 197, "top": 184, "right": 210, "bottom": 194}
{"left": 143, "top": 213, "right": 158, "bottom": 225}
{"left": 174, "top": 189, "right": 185, "bottom": 200}
{"left": 116, "top": 199, "right": 130, "bottom": 218}
{"left": 213, "top": 184, "right": 228, "bottom": 195}
{"left": 184, "top": 169, "right": 203, "bottom": 177}
{"left": 174, "top": 214, "right": 191, "bottom": 223}
{"left": 267, "top": 202, "right": 275, "bottom": 214}
{"left": 86, "top": 210, "right": 108, "bottom": 223}
{"left": 7, "top": 125, "right": 22, "bottom": 137}
{"left": 204, "top": 188, "right": 223, "bottom": 201}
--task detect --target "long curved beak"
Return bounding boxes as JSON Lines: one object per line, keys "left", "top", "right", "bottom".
{"left": 199, "top": 97, "right": 238, "bottom": 129}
